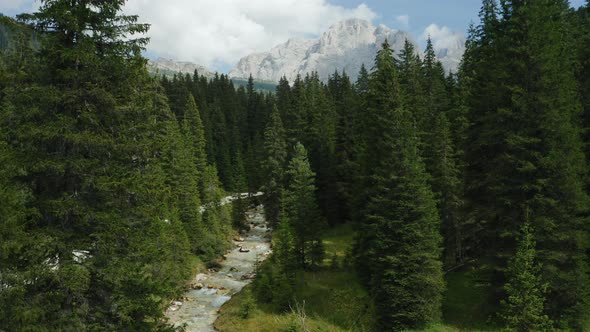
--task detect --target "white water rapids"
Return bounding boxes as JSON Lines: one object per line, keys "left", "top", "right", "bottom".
{"left": 165, "top": 205, "right": 271, "bottom": 331}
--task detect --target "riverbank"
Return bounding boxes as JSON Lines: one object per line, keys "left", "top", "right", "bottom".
{"left": 214, "top": 223, "right": 375, "bottom": 332}
{"left": 165, "top": 205, "right": 271, "bottom": 331}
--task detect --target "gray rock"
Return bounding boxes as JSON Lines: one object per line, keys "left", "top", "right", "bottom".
{"left": 229, "top": 19, "right": 465, "bottom": 83}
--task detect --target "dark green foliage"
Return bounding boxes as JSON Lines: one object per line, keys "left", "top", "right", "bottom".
{"left": 284, "top": 143, "right": 325, "bottom": 269}
{"left": 302, "top": 73, "right": 339, "bottom": 226}
{"left": 252, "top": 219, "right": 296, "bottom": 310}
{"left": 367, "top": 107, "right": 444, "bottom": 330}
{"left": 2, "top": 0, "right": 590, "bottom": 330}
{"left": 573, "top": 1, "right": 590, "bottom": 172}
{"left": 355, "top": 40, "right": 402, "bottom": 285}
{"left": 0, "top": 0, "right": 193, "bottom": 329}
{"left": 329, "top": 71, "right": 361, "bottom": 224}
{"left": 0, "top": 1, "right": 234, "bottom": 330}
{"left": 162, "top": 97, "right": 204, "bottom": 255}
{"left": 200, "top": 165, "right": 232, "bottom": 260}
{"left": 502, "top": 222, "right": 552, "bottom": 331}
{"left": 261, "top": 106, "right": 287, "bottom": 225}
{"left": 430, "top": 112, "right": 463, "bottom": 268}
{"left": 354, "top": 40, "right": 445, "bottom": 330}
{"left": 181, "top": 93, "right": 207, "bottom": 174}
{"left": 462, "top": 0, "right": 590, "bottom": 328}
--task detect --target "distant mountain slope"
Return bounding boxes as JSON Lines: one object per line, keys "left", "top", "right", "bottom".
{"left": 147, "top": 57, "right": 215, "bottom": 78}
{"left": 146, "top": 57, "right": 278, "bottom": 92}
{"left": 229, "top": 18, "right": 465, "bottom": 83}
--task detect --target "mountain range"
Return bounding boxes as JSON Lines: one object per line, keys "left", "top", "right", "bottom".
{"left": 148, "top": 18, "right": 465, "bottom": 84}
{"left": 229, "top": 18, "right": 465, "bottom": 83}
{"left": 147, "top": 57, "right": 215, "bottom": 78}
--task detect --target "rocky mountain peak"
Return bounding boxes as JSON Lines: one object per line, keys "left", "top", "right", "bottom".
{"left": 229, "top": 19, "right": 465, "bottom": 83}
{"left": 147, "top": 57, "right": 215, "bottom": 78}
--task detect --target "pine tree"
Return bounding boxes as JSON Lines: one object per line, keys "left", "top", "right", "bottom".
{"left": 355, "top": 40, "right": 402, "bottom": 284}
{"left": 271, "top": 216, "right": 297, "bottom": 308}
{"left": 574, "top": 1, "right": 590, "bottom": 165}
{"left": 0, "top": 1, "right": 196, "bottom": 329}
{"left": 502, "top": 221, "right": 552, "bottom": 332}
{"left": 303, "top": 72, "right": 339, "bottom": 225}
{"left": 200, "top": 165, "right": 232, "bottom": 259}
{"left": 181, "top": 93, "right": 207, "bottom": 174}
{"left": 276, "top": 75, "right": 291, "bottom": 122}
{"left": 286, "top": 75, "right": 307, "bottom": 143}
{"left": 463, "top": 0, "right": 590, "bottom": 327}
{"left": 354, "top": 40, "right": 444, "bottom": 330}
{"left": 261, "top": 105, "right": 288, "bottom": 225}
{"left": 163, "top": 100, "right": 204, "bottom": 255}
{"left": 431, "top": 112, "right": 463, "bottom": 267}
{"left": 284, "top": 143, "right": 325, "bottom": 268}
{"left": 367, "top": 105, "right": 444, "bottom": 330}
{"left": 397, "top": 39, "right": 426, "bottom": 128}
{"left": 329, "top": 70, "right": 361, "bottom": 223}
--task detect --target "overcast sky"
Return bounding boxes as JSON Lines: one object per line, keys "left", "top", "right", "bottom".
{"left": 1, "top": 0, "right": 587, "bottom": 72}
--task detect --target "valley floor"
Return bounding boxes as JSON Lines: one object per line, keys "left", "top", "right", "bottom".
{"left": 214, "top": 223, "right": 503, "bottom": 332}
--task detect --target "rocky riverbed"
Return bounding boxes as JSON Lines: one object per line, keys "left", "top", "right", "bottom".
{"left": 165, "top": 205, "right": 271, "bottom": 331}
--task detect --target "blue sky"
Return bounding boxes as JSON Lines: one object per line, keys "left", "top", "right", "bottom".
{"left": 1, "top": 0, "right": 587, "bottom": 72}
{"left": 333, "top": 0, "right": 587, "bottom": 39}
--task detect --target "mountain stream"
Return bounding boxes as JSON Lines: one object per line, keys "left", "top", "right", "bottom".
{"left": 165, "top": 205, "right": 270, "bottom": 331}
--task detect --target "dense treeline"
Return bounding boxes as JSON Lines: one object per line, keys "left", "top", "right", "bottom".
{"left": 1, "top": 0, "right": 589, "bottom": 331}
{"left": 252, "top": 1, "right": 590, "bottom": 331}
{"left": 461, "top": 1, "right": 589, "bottom": 330}
{"left": 0, "top": 1, "right": 239, "bottom": 330}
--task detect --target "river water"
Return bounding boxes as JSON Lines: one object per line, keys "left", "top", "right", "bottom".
{"left": 165, "top": 205, "right": 271, "bottom": 331}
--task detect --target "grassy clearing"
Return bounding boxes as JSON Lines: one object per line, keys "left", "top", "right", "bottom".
{"left": 215, "top": 224, "right": 503, "bottom": 332}
{"left": 215, "top": 223, "right": 374, "bottom": 332}
{"left": 441, "top": 259, "right": 501, "bottom": 332}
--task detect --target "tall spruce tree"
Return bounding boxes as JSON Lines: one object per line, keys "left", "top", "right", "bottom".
{"left": 368, "top": 106, "right": 445, "bottom": 330}
{"left": 181, "top": 93, "right": 207, "bottom": 174}
{"left": 463, "top": 0, "right": 590, "bottom": 327}
{"left": 502, "top": 221, "right": 552, "bottom": 331}
{"left": 261, "top": 106, "right": 288, "bottom": 225}
{"left": 355, "top": 40, "right": 402, "bottom": 284}
{"left": 0, "top": 1, "right": 197, "bottom": 329}
{"left": 163, "top": 99, "right": 204, "bottom": 255}
{"left": 329, "top": 71, "right": 361, "bottom": 223}
{"left": 354, "top": 40, "right": 444, "bottom": 330}
{"left": 284, "top": 143, "right": 325, "bottom": 268}
{"left": 430, "top": 112, "right": 463, "bottom": 267}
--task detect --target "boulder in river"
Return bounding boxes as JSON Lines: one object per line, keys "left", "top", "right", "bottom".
{"left": 241, "top": 273, "right": 256, "bottom": 280}
{"left": 217, "top": 288, "right": 230, "bottom": 295}
{"left": 207, "top": 283, "right": 226, "bottom": 290}
{"left": 239, "top": 247, "right": 250, "bottom": 253}
{"left": 233, "top": 236, "right": 245, "bottom": 242}
{"left": 190, "top": 282, "right": 204, "bottom": 289}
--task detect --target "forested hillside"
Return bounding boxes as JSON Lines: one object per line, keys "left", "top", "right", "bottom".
{"left": 1, "top": 0, "right": 589, "bottom": 331}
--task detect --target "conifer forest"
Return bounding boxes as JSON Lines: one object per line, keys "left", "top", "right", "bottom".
{"left": 0, "top": 0, "right": 589, "bottom": 331}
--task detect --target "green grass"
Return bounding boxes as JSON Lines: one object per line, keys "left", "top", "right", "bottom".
{"left": 322, "top": 223, "right": 355, "bottom": 262}
{"left": 441, "top": 258, "right": 501, "bottom": 331}
{"left": 215, "top": 223, "right": 374, "bottom": 332}
{"left": 215, "top": 224, "right": 503, "bottom": 332}
{"left": 215, "top": 284, "right": 358, "bottom": 332}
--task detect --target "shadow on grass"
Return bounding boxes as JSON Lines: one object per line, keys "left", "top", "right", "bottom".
{"left": 442, "top": 259, "right": 501, "bottom": 331}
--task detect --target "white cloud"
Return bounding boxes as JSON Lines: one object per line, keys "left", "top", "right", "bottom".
{"left": 394, "top": 14, "right": 409, "bottom": 28}
{"left": 0, "top": 0, "right": 38, "bottom": 12}
{"left": 421, "top": 23, "right": 462, "bottom": 50}
{"left": 123, "top": 0, "right": 376, "bottom": 71}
